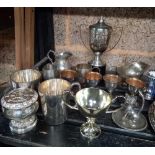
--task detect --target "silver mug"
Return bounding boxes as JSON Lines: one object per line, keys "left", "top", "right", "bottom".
{"left": 38, "top": 79, "right": 81, "bottom": 125}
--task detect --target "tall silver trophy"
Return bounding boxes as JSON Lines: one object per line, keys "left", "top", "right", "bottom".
{"left": 89, "top": 17, "right": 112, "bottom": 67}
{"left": 80, "top": 17, "right": 122, "bottom": 75}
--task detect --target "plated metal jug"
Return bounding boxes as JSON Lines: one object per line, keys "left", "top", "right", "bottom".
{"left": 47, "top": 50, "right": 72, "bottom": 77}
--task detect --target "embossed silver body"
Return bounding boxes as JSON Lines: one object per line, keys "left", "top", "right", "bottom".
{"left": 1, "top": 88, "right": 39, "bottom": 134}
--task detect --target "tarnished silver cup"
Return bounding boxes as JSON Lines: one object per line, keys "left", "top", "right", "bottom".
{"left": 60, "top": 69, "right": 78, "bottom": 83}
{"left": 76, "top": 63, "right": 92, "bottom": 84}
{"left": 103, "top": 74, "right": 122, "bottom": 94}
{"left": 10, "top": 69, "right": 41, "bottom": 90}
{"left": 42, "top": 63, "right": 56, "bottom": 80}
{"left": 38, "top": 79, "right": 81, "bottom": 125}
{"left": 85, "top": 71, "right": 102, "bottom": 87}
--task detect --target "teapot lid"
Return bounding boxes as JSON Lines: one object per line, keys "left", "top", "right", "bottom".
{"left": 1, "top": 88, "right": 38, "bottom": 110}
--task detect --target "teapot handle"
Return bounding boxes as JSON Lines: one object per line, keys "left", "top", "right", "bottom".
{"left": 106, "top": 95, "right": 126, "bottom": 113}
{"left": 47, "top": 50, "right": 55, "bottom": 64}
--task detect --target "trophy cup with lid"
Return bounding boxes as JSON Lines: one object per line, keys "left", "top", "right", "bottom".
{"left": 80, "top": 17, "right": 122, "bottom": 75}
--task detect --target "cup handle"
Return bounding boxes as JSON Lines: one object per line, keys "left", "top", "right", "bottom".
{"left": 71, "top": 82, "right": 81, "bottom": 92}
{"left": 62, "top": 90, "right": 78, "bottom": 110}
{"left": 106, "top": 95, "right": 126, "bottom": 113}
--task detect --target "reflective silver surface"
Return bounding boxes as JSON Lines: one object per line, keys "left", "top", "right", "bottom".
{"left": 112, "top": 87, "right": 147, "bottom": 131}
{"left": 38, "top": 79, "right": 78, "bottom": 125}
{"left": 89, "top": 17, "right": 112, "bottom": 67}
{"left": 1, "top": 88, "right": 39, "bottom": 120}
{"left": 9, "top": 115, "right": 37, "bottom": 134}
{"left": 75, "top": 88, "right": 111, "bottom": 117}
{"left": 145, "top": 70, "right": 155, "bottom": 100}
{"left": 112, "top": 106, "right": 147, "bottom": 131}
{"left": 63, "top": 87, "right": 111, "bottom": 139}
{"left": 2, "top": 101, "right": 39, "bottom": 120}
{"left": 47, "top": 50, "right": 72, "bottom": 74}
{"left": 117, "top": 61, "right": 149, "bottom": 79}
{"left": 10, "top": 69, "right": 41, "bottom": 89}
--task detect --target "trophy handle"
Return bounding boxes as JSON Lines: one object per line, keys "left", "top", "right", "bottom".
{"left": 138, "top": 90, "right": 145, "bottom": 115}
{"left": 47, "top": 50, "right": 55, "bottom": 64}
{"left": 79, "top": 24, "right": 91, "bottom": 51}
{"left": 106, "top": 95, "right": 126, "bottom": 113}
{"left": 106, "top": 27, "right": 123, "bottom": 52}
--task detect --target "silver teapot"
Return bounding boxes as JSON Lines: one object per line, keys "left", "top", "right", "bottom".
{"left": 47, "top": 50, "right": 72, "bottom": 77}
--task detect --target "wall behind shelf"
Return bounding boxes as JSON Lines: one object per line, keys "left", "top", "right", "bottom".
{"left": 53, "top": 8, "right": 155, "bottom": 70}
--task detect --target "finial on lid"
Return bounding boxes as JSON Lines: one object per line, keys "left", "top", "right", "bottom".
{"left": 99, "top": 16, "right": 104, "bottom": 23}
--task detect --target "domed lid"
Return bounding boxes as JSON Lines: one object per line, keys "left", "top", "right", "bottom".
{"left": 1, "top": 88, "right": 38, "bottom": 110}
{"left": 89, "top": 16, "right": 112, "bottom": 30}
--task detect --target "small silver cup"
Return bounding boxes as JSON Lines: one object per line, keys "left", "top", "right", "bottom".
{"left": 10, "top": 69, "right": 41, "bottom": 90}
{"left": 76, "top": 63, "right": 92, "bottom": 84}
{"left": 85, "top": 71, "right": 102, "bottom": 87}
{"left": 103, "top": 74, "right": 122, "bottom": 94}
{"left": 42, "top": 63, "right": 55, "bottom": 80}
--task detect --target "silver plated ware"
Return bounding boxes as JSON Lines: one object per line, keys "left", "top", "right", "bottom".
{"left": 47, "top": 50, "right": 72, "bottom": 76}
{"left": 42, "top": 63, "right": 56, "bottom": 80}
{"left": 38, "top": 79, "right": 81, "bottom": 125}
{"left": 117, "top": 61, "right": 149, "bottom": 79}
{"left": 103, "top": 74, "right": 122, "bottom": 94}
{"left": 63, "top": 87, "right": 111, "bottom": 139}
{"left": 10, "top": 115, "right": 37, "bottom": 134}
{"left": 1, "top": 88, "right": 39, "bottom": 134}
{"left": 145, "top": 70, "right": 155, "bottom": 100}
{"left": 148, "top": 102, "right": 155, "bottom": 132}
{"left": 10, "top": 69, "right": 41, "bottom": 89}
{"left": 60, "top": 69, "right": 78, "bottom": 82}
{"left": 85, "top": 71, "right": 102, "bottom": 87}
{"left": 112, "top": 78, "right": 147, "bottom": 131}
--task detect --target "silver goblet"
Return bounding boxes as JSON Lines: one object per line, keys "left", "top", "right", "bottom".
{"left": 63, "top": 87, "right": 111, "bottom": 139}
{"left": 103, "top": 74, "right": 122, "bottom": 94}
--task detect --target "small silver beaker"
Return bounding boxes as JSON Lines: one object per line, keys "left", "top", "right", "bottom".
{"left": 38, "top": 79, "right": 81, "bottom": 125}
{"left": 42, "top": 63, "right": 56, "bottom": 80}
